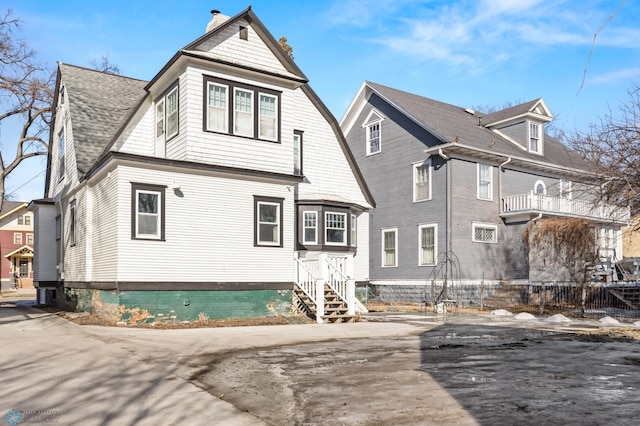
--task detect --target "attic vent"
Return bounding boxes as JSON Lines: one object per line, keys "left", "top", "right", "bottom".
{"left": 464, "top": 108, "right": 476, "bottom": 115}
{"left": 206, "top": 9, "right": 230, "bottom": 33}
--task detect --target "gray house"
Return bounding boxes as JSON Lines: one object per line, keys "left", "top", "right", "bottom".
{"left": 340, "top": 81, "right": 629, "bottom": 303}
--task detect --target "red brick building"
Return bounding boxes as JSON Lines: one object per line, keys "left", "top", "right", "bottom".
{"left": 0, "top": 201, "right": 34, "bottom": 290}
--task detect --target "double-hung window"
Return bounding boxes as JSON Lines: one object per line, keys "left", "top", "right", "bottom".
{"left": 204, "top": 76, "right": 281, "bottom": 142}
{"left": 234, "top": 88, "right": 253, "bottom": 137}
{"left": 419, "top": 224, "right": 437, "bottom": 266}
{"left": 132, "top": 183, "right": 166, "bottom": 240}
{"left": 58, "top": 127, "right": 66, "bottom": 181}
{"left": 259, "top": 93, "right": 278, "bottom": 141}
{"left": 325, "top": 212, "right": 346, "bottom": 245}
{"left": 207, "top": 82, "right": 228, "bottom": 132}
{"left": 303, "top": 211, "right": 317, "bottom": 244}
{"left": 477, "top": 163, "right": 493, "bottom": 201}
{"left": 27, "top": 234, "right": 34, "bottom": 245}
{"left": 351, "top": 214, "right": 357, "bottom": 247}
{"left": 255, "top": 196, "right": 283, "bottom": 247}
{"left": 293, "top": 131, "right": 303, "bottom": 175}
{"left": 382, "top": 228, "right": 397, "bottom": 267}
{"left": 472, "top": 222, "right": 497, "bottom": 243}
{"left": 18, "top": 215, "right": 23, "bottom": 225}
{"left": 529, "top": 122, "right": 542, "bottom": 154}
{"left": 155, "top": 84, "right": 179, "bottom": 141}
{"left": 366, "top": 122, "right": 381, "bottom": 155}
{"left": 559, "top": 179, "right": 572, "bottom": 199}
{"left": 414, "top": 161, "right": 431, "bottom": 202}
{"left": 14, "top": 233, "right": 22, "bottom": 244}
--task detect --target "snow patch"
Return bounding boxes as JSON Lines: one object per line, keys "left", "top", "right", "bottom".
{"left": 598, "top": 316, "right": 621, "bottom": 326}
{"left": 514, "top": 312, "right": 537, "bottom": 321}
{"left": 545, "top": 314, "right": 572, "bottom": 323}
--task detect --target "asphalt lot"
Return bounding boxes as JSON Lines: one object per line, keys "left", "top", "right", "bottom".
{"left": 2, "top": 295, "right": 640, "bottom": 425}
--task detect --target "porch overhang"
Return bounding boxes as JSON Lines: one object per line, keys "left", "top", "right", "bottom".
{"left": 4, "top": 245, "right": 34, "bottom": 258}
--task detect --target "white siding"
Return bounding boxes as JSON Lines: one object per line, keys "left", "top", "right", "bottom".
{"left": 195, "top": 19, "right": 289, "bottom": 76}
{"left": 49, "top": 92, "right": 80, "bottom": 198}
{"left": 32, "top": 204, "right": 58, "bottom": 282}
{"left": 114, "top": 165, "right": 294, "bottom": 282}
{"left": 113, "top": 97, "right": 155, "bottom": 157}
{"left": 91, "top": 168, "right": 119, "bottom": 281}
{"left": 63, "top": 187, "right": 88, "bottom": 282}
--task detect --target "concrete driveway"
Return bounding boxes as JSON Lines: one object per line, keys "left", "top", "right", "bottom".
{"left": 2, "top": 298, "right": 640, "bottom": 425}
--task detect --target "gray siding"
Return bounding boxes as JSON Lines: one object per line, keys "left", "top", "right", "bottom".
{"left": 496, "top": 121, "right": 527, "bottom": 149}
{"left": 345, "top": 95, "right": 447, "bottom": 282}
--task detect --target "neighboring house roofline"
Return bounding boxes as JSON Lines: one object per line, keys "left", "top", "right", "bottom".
{"left": 0, "top": 202, "right": 28, "bottom": 220}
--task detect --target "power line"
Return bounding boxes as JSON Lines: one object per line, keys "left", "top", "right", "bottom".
{"left": 5, "top": 169, "right": 45, "bottom": 198}
{"left": 576, "top": 0, "right": 628, "bottom": 97}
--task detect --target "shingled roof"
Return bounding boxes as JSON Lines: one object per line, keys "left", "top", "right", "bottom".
{"left": 365, "top": 81, "right": 588, "bottom": 172}
{"left": 59, "top": 64, "right": 148, "bottom": 176}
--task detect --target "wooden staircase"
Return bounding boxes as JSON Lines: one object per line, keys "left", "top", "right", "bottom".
{"left": 293, "top": 284, "right": 356, "bottom": 323}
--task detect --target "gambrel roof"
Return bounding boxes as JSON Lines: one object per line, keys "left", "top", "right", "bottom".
{"left": 344, "top": 81, "right": 588, "bottom": 176}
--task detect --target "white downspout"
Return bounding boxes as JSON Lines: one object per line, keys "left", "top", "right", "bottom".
{"left": 437, "top": 149, "right": 451, "bottom": 290}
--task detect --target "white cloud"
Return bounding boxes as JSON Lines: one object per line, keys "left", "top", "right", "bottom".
{"left": 588, "top": 68, "right": 640, "bottom": 85}
{"left": 327, "top": 0, "right": 639, "bottom": 73}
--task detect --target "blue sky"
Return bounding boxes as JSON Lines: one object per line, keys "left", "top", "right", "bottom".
{"left": 2, "top": 0, "right": 639, "bottom": 202}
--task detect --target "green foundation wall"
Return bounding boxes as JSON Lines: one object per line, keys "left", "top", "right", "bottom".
{"left": 62, "top": 288, "right": 293, "bottom": 324}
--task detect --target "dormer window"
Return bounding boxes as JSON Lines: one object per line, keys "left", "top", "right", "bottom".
{"left": 529, "top": 122, "right": 542, "bottom": 154}
{"left": 362, "top": 109, "right": 384, "bottom": 156}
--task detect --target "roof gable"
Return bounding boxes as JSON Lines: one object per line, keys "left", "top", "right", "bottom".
{"left": 58, "top": 64, "right": 148, "bottom": 177}
{"left": 483, "top": 98, "right": 553, "bottom": 127}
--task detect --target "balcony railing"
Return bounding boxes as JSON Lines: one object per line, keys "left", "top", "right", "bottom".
{"left": 501, "top": 192, "right": 630, "bottom": 223}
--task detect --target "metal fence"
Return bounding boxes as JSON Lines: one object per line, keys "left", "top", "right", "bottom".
{"left": 443, "top": 281, "right": 640, "bottom": 322}
{"left": 369, "top": 281, "right": 640, "bottom": 322}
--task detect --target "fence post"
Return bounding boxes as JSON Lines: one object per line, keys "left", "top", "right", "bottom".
{"left": 539, "top": 282, "right": 546, "bottom": 316}
{"left": 346, "top": 255, "right": 355, "bottom": 316}
{"left": 316, "top": 253, "right": 327, "bottom": 324}
{"left": 480, "top": 272, "right": 485, "bottom": 311}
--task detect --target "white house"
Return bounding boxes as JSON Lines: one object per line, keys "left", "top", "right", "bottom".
{"left": 29, "top": 7, "right": 374, "bottom": 324}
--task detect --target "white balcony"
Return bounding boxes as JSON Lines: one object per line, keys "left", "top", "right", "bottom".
{"left": 501, "top": 192, "right": 630, "bottom": 224}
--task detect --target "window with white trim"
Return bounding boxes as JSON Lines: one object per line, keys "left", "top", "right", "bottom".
{"left": 14, "top": 233, "right": 22, "bottom": 244}
{"left": 206, "top": 82, "right": 228, "bottom": 132}
{"left": 18, "top": 215, "right": 23, "bottom": 225}
{"left": 132, "top": 183, "right": 166, "bottom": 240}
{"left": 472, "top": 223, "right": 497, "bottom": 243}
{"left": 351, "top": 214, "right": 357, "bottom": 247}
{"left": 293, "top": 131, "right": 303, "bottom": 175}
{"left": 259, "top": 93, "right": 278, "bottom": 141}
{"left": 477, "top": 163, "right": 493, "bottom": 200}
{"left": 413, "top": 161, "right": 432, "bottom": 202}
{"left": 529, "top": 122, "right": 542, "bottom": 154}
{"left": 366, "top": 122, "right": 381, "bottom": 155}
{"left": 234, "top": 88, "right": 253, "bottom": 137}
{"left": 325, "top": 212, "right": 347, "bottom": 245}
{"left": 155, "top": 84, "right": 179, "bottom": 141}
{"left": 559, "top": 179, "right": 572, "bottom": 199}
{"left": 254, "top": 196, "right": 283, "bottom": 247}
{"left": 303, "top": 211, "right": 317, "bottom": 244}
{"left": 27, "top": 233, "right": 34, "bottom": 245}
{"left": 25, "top": 215, "right": 30, "bottom": 226}
{"left": 382, "top": 228, "right": 397, "bottom": 267}
{"left": 58, "top": 127, "right": 66, "bottom": 181}
{"left": 419, "top": 224, "right": 437, "bottom": 266}
{"left": 534, "top": 180, "right": 546, "bottom": 195}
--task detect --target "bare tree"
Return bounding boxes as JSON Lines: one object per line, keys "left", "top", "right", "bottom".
{"left": 0, "top": 10, "right": 52, "bottom": 210}
{"left": 89, "top": 54, "right": 120, "bottom": 75}
{"left": 568, "top": 83, "right": 640, "bottom": 216}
